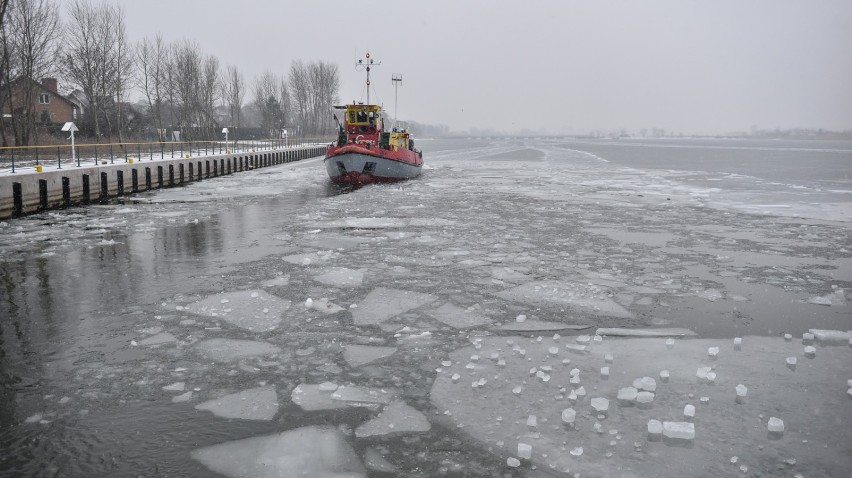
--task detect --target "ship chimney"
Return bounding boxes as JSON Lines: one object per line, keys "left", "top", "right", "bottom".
{"left": 41, "top": 78, "right": 58, "bottom": 93}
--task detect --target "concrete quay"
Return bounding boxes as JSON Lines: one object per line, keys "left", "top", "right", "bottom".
{"left": 0, "top": 145, "right": 327, "bottom": 219}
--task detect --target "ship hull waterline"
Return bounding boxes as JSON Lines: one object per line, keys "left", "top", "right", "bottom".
{"left": 324, "top": 151, "right": 422, "bottom": 185}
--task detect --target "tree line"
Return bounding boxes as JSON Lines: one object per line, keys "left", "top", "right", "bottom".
{"left": 0, "top": 0, "right": 340, "bottom": 146}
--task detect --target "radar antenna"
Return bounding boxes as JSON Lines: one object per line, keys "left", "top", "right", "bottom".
{"left": 356, "top": 52, "right": 381, "bottom": 104}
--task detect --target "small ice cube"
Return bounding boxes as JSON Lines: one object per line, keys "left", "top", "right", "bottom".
{"left": 665, "top": 338, "right": 675, "bottom": 349}
{"left": 527, "top": 415, "right": 537, "bottom": 429}
{"left": 708, "top": 346, "right": 719, "bottom": 359}
{"left": 604, "top": 353, "right": 614, "bottom": 364}
{"left": 683, "top": 404, "right": 695, "bottom": 419}
{"left": 786, "top": 356, "right": 797, "bottom": 370}
{"left": 734, "top": 337, "right": 742, "bottom": 350}
{"left": 517, "top": 443, "right": 532, "bottom": 459}
{"left": 768, "top": 417, "right": 784, "bottom": 434}
{"left": 561, "top": 408, "right": 576, "bottom": 425}
{"left": 647, "top": 419, "right": 663, "bottom": 438}
{"left": 735, "top": 384, "right": 748, "bottom": 403}
{"left": 804, "top": 346, "right": 816, "bottom": 358}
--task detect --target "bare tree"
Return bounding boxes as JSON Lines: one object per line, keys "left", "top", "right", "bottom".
{"left": 223, "top": 64, "right": 244, "bottom": 134}
{"left": 135, "top": 34, "right": 168, "bottom": 140}
{"left": 0, "top": 0, "right": 61, "bottom": 145}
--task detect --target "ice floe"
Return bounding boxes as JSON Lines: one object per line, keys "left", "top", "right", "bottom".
{"left": 342, "top": 344, "right": 397, "bottom": 367}
{"left": 355, "top": 400, "right": 431, "bottom": 438}
{"left": 186, "top": 290, "right": 290, "bottom": 331}
{"left": 191, "top": 426, "right": 365, "bottom": 478}
{"left": 428, "top": 302, "right": 492, "bottom": 328}
{"left": 351, "top": 287, "right": 437, "bottom": 326}
{"left": 495, "top": 280, "right": 635, "bottom": 318}
{"left": 194, "top": 339, "right": 280, "bottom": 362}
{"left": 195, "top": 386, "right": 278, "bottom": 421}
{"left": 313, "top": 267, "right": 365, "bottom": 287}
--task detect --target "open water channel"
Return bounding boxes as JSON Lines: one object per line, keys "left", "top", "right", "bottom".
{"left": 0, "top": 137, "right": 850, "bottom": 477}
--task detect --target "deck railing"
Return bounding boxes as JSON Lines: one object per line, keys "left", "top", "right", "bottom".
{"left": 0, "top": 138, "right": 333, "bottom": 173}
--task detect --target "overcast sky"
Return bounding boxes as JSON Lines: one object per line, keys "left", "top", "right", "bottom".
{"left": 119, "top": 0, "right": 852, "bottom": 135}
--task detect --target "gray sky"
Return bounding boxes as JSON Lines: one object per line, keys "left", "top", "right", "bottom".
{"left": 121, "top": 0, "right": 852, "bottom": 135}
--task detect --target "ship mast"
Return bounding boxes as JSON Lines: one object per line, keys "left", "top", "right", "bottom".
{"left": 392, "top": 74, "right": 402, "bottom": 130}
{"left": 356, "top": 52, "right": 381, "bottom": 105}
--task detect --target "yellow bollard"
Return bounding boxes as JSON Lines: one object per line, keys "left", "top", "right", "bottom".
{"left": 36, "top": 165, "right": 43, "bottom": 172}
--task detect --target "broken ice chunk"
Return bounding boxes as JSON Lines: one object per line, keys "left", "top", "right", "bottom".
{"left": 632, "top": 376, "right": 656, "bottom": 392}
{"left": 617, "top": 387, "right": 638, "bottom": 406}
{"left": 591, "top": 397, "right": 610, "bottom": 416}
{"left": 786, "top": 357, "right": 797, "bottom": 371}
{"left": 662, "top": 421, "right": 695, "bottom": 442}
{"left": 561, "top": 408, "right": 576, "bottom": 425}
{"left": 517, "top": 443, "right": 532, "bottom": 459}
{"left": 735, "top": 384, "right": 748, "bottom": 403}
{"left": 767, "top": 417, "right": 784, "bottom": 437}
{"left": 647, "top": 419, "right": 663, "bottom": 440}
{"left": 809, "top": 329, "right": 852, "bottom": 345}
{"left": 636, "top": 391, "right": 655, "bottom": 408}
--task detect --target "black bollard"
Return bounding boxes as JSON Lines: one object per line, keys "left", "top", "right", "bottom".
{"left": 12, "top": 182, "right": 23, "bottom": 216}
{"left": 116, "top": 170, "right": 124, "bottom": 196}
{"left": 62, "top": 177, "right": 71, "bottom": 207}
{"left": 99, "top": 172, "right": 108, "bottom": 203}
{"left": 82, "top": 174, "right": 90, "bottom": 204}
{"left": 39, "top": 179, "right": 48, "bottom": 210}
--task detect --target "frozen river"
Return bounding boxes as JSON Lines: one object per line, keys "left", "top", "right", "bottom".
{"left": 0, "top": 137, "right": 850, "bottom": 477}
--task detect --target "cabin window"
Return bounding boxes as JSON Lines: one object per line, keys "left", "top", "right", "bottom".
{"left": 39, "top": 93, "right": 50, "bottom": 104}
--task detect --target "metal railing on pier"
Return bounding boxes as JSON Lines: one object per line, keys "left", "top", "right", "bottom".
{"left": 0, "top": 138, "right": 333, "bottom": 173}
